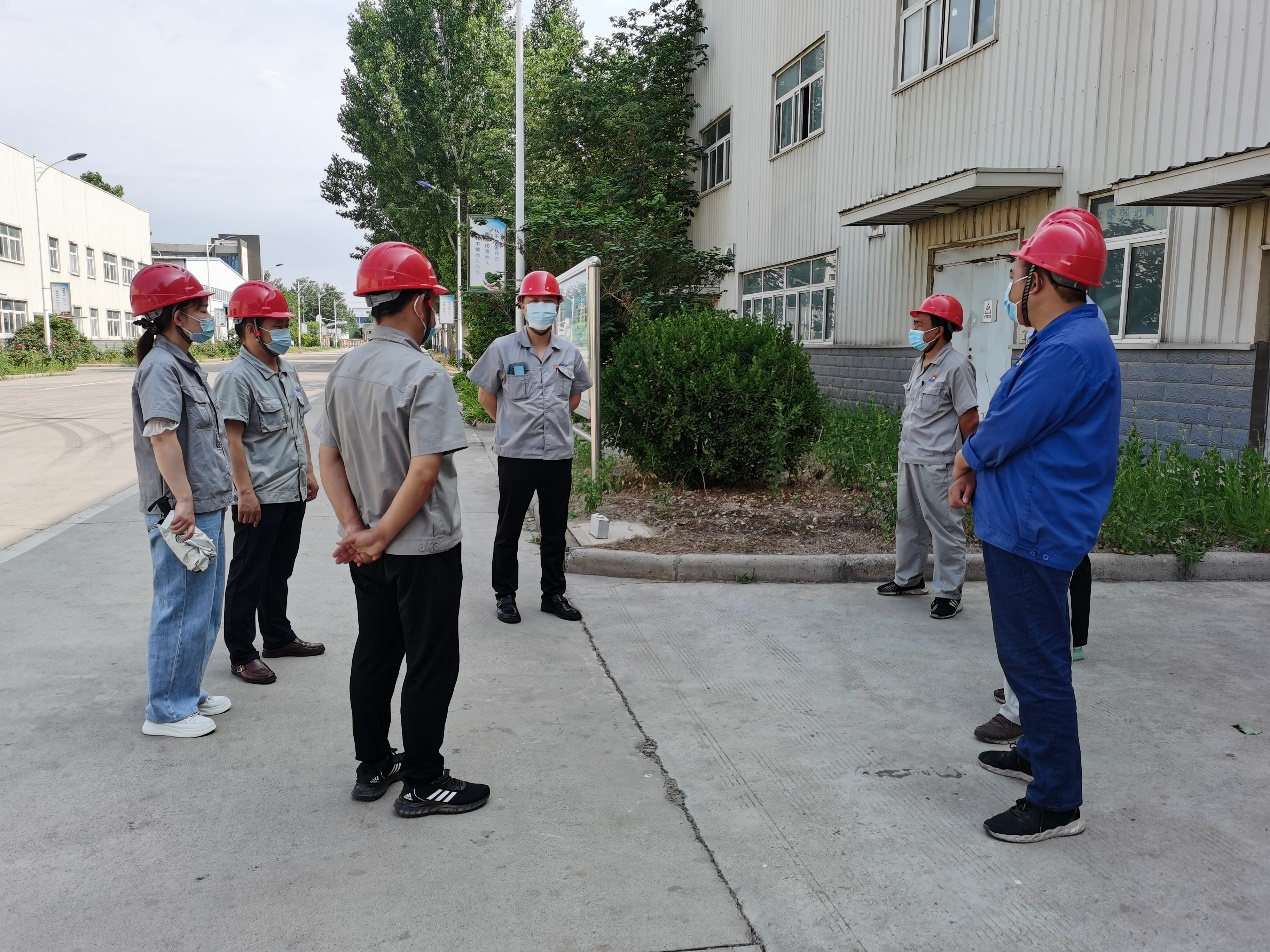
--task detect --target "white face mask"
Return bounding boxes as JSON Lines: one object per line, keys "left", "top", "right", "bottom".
{"left": 525, "top": 302, "right": 557, "bottom": 330}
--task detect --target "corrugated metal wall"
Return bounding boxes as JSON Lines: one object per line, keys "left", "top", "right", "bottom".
{"left": 690, "top": 0, "right": 1270, "bottom": 347}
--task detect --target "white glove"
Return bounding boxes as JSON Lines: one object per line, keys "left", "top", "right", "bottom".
{"left": 158, "top": 512, "right": 218, "bottom": 573}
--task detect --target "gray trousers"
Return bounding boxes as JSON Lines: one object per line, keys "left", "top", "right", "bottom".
{"left": 893, "top": 460, "right": 966, "bottom": 599}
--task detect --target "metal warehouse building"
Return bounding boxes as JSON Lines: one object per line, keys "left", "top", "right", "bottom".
{"left": 689, "top": 0, "right": 1270, "bottom": 454}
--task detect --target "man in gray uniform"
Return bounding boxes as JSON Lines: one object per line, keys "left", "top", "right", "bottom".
{"left": 319, "top": 241, "right": 489, "bottom": 818}
{"left": 215, "top": 280, "right": 323, "bottom": 686}
{"left": 877, "top": 293, "right": 979, "bottom": 619}
{"left": 469, "top": 270, "right": 592, "bottom": 625}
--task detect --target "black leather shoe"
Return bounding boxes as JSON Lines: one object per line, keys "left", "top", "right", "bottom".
{"left": 541, "top": 594, "right": 582, "bottom": 621}
{"left": 496, "top": 595, "right": 521, "bottom": 624}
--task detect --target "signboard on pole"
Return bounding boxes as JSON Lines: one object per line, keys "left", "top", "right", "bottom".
{"left": 556, "top": 256, "right": 601, "bottom": 480}
{"left": 50, "top": 282, "right": 71, "bottom": 315}
{"left": 468, "top": 216, "right": 506, "bottom": 291}
{"left": 437, "top": 294, "right": 456, "bottom": 325}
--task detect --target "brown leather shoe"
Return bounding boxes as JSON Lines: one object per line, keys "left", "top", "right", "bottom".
{"left": 231, "top": 658, "right": 277, "bottom": 684}
{"left": 262, "top": 637, "right": 326, "bottom": 658}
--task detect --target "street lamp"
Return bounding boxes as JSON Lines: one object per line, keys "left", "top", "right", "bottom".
{"left": 294, "top": 277, "right": 312, "bottom": 353}
{"left": 319, "top": 289, "right": 343, "bottom": 346}
{"left": 205, "top": 234, "right": 237, "bottom": 340}
{"left": 417, "top": 179, "right": 464, "bottom": 360}
{"left": 33, "top": 151, "right": 87, "bottom": 351}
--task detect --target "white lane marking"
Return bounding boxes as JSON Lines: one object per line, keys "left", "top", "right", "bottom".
{"left": 35, "top": 379, "right": 132, "bottom": 391}
{"left": 0, "top": 484, "right": 139, "bottom": 566}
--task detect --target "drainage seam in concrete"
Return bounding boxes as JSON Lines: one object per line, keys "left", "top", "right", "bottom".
{"left": 579, "top": 617, "right": 766, "bottom": 952}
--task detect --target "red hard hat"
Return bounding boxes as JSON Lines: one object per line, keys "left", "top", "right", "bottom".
{"left": 1012, "top": 208, "right": 1107, "bottom": 288}
{"left": 228, "top": 281, "right": 295, "bottom": 321}
{"left": 909, "top": 293, "right": 964, "bottom": 331}
{"left": 356, "top": 241, "right": 449, "bottom": 299}
{"left": 517, "top": 270, "right": 562, "bottom": 302}
{"left": 130, "top": 263, "right": 213, "bottom": 316}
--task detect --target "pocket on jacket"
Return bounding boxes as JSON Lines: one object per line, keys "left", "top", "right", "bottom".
{"left": 256, "top": 398, "right": 288, "bottom": 433}
{"left": 183, "top": 387, "right": 215, "bottom": 429}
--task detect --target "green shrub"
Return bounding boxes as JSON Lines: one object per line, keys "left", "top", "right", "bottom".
{"left": 604, "top": 308, "right": 824, "bottom": 485}
{"left": 189, "top": 337, "right": 241, "bottom": 361}
{"left": 452, "top": 373, "right": 492, "bottom": 425}
{"left": 5, "top": 316, "right": 100, "bottom": 369}
{"left": 814, "top": 401, "right": 904, "bottom": 534}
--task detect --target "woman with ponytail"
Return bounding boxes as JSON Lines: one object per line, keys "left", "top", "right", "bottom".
{"left": 129, "top": 264, "right": 234, "bottom": 738}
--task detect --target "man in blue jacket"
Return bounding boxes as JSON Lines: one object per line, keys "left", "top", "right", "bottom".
{"left": 949, "top": 208, "right": 1120, "bottom": 843}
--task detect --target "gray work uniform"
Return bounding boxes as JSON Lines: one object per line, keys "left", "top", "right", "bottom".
{"left": 467, "top": 328, "right": 592, "bottom": 460}
{"left": 893, "top": 344, "right": 978, "bottom": 599}
{"left": 132, "top": 336, "right": 233, "bottom": 514}
{"left": 321, "top": 325, "right": 468, "bottom": 556}
{"left": 212, "top": 350, "right": 311, "bottom": 504}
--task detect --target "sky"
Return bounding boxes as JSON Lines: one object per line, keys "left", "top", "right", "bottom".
{"left": 0, "top": 0, "right": 631, "bottom": 304}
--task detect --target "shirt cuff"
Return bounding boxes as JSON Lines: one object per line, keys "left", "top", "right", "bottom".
{"left": 961, "top": 437, "right": 985, "bottom": 472}
{"left": 143, "top": 417, "right": 179, "bottom": 438}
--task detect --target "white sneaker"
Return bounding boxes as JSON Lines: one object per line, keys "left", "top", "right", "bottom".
{"left": 198, "top": 695, "right": 232, "bottom": 716}
{"left": 142, "top": 713, "right": 217, "bottom": 738}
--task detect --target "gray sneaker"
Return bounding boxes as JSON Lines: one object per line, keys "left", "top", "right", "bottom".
{"left": 975, "top": 714, "right": 1023, "bottom": 745}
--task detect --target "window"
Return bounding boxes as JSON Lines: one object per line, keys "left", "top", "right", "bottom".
{"left": 0, "top": 223, "right": 22, "bottom": 263}
{"left": 72, "top": 305, "right": 84, "bottom": 335}
{"left": 1, "top": 299, "right": 27, "bottom": 335}
{"left": 1088, "top": 195, "right": 1168, "bottom": 339}
{"left": 102, "top": 252, "right": 119, "bottom": 283}
{"left": 86, "top": 247, "right": 96, "bottom": 279}
{"left": 899, "top": 0, "right": 995, "bottom": 85}
{"left": 122, "top": 257, "right": 136, "bottom": 285}
{"left": 700, "top": 113, "right": 732, "bottom": 193}
{"left": 107, "top": 310, "right": 122, "bottom": 337}
{"left": 774, "top": 41, "right": 824, "bottom": 155}
{"left": 90, "top": 307, "right": 100, "bottom": 337}
{"left": 740, "top": 253, "right": 837, "bottom": 343}
{"left": 69, "top": 242, "right": 80, "bottom": 275}
{"left": 48, "top": 237, "right": 61, "bottom": 271}
{"left": 125, "top": 311, "right": 135, "bottom": 339}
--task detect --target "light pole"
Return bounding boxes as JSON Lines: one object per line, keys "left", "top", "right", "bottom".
{"left": 205, "top": 234, "right": 237, "bottom": 340}
{"left": 33, "top": 151, "right": 87, "bottom": 351}
{"left": 294, "top": 277, "right": 311, "bottom": 353}
{"left": 320, "top": 289, "right": 342, "bottom": 346}
{"left": 417, "top": 180, "right": 464, "bottom": 360}
{"left": 515, "top": 0, "right": 525, "bottom": 299}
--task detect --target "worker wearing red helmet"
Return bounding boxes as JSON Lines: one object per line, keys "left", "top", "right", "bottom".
{"left": 129, "top": 263, "right": 234, "bottom": 738}
{"left": 319, "top": 241, "right": 489, "bottom": 817}
{"left": 876, "top": 293, "right": 979, "bottom": 620}
{"left": 213, "top": 281, "right": 324, "bottom": 688}
{"left": 468, "top": 270, "right": 593, "bottom": 626}
{"left": 949, "top": 208, "right": 1120, "bottom": 844}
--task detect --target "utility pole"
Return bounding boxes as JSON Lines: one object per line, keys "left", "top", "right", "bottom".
{"left": 32, "top": 151, "right": 87, "bottom": 352}
{"left": 515, "top": 0, "right": 525, "bottom": 330}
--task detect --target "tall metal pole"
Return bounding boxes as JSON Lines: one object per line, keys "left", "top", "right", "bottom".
{"left": 32, "top": 159, "right": 52, "bottom": 352}
{"left": 456, "top": 189, "right": 464, "bottom": 361}
{"left": 514, "top": 0, "right": 525, "bottom": 330}
{"left": 296, "top": 279, "right": 305, "bottom": 353}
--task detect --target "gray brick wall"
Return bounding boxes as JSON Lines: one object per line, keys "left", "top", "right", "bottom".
{"left": 810, "top": 346, "right": 1259, "bottom": 454}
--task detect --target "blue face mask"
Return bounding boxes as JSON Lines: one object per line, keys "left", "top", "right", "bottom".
{"left": 908, "top": 328, "right": 934, "bottom": 351}
{"left": 263, "top": 328, "right": 293, "bottom": 355}
{"left": 422, "top": 325, "right": 436, "bottom": 347}
{"left": 525, "top": 302, "right": 557, "bottom": 330}
{"left": 180, "top": 311, "right": 216, "bottom": 344}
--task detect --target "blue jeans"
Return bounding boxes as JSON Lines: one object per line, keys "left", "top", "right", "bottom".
{"left": 982, "top": 542, "right": 1082, "bottom": 811}
{"left": 144, "top": 510, "right": 226, "bottom": 724}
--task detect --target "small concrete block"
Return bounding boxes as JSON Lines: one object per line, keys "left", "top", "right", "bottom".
{"left": 590, "top": 513, "right": 610, "bottom": 539}
{"left": 568, "top": 519, "right": 656, "bottom": 548}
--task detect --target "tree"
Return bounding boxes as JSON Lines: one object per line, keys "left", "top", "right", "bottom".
{"left": 261, "top": 269, "right": 358, "bottom": 344}
{"left": 80, "top": 171, "right": 124, "bottom": 198}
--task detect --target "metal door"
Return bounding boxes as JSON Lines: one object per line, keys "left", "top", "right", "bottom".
{"left": 932, "top": 239, "right": 1021, "bottom": 413}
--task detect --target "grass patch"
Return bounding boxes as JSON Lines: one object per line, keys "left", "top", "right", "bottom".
{"left": 452, "top": 373, "right": 492, "bottom": 425}
{"left": 813, "top": 401, "right": 904, "bottom": 537}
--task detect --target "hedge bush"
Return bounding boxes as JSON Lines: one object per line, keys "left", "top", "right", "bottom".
{"left": 5, "top": 316, "right": 99, "bottom": 368}
{"left": 604, "top": 308, "right": 824, "bottom": 485}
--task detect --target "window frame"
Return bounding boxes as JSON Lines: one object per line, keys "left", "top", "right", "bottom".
{"left": 772, "top": 40, "right": 826, "bottom": 158}
{"left": 48, "top": 236, "right": 61, "bottom": 272}
{"left": 89, "top": 307, "right": 100, "bottom": 338}
{"left": 0, "top": 223, "right": 22, "bottom": 263}
{"left": 102, "top": 252, "right": 119, "bottom": 284}
{"left": 1086, "top": 192, "right": 1169, "bottom": 343}
{"left": 86, "top": 247, "right": 96, "bottom": 279}
{"left": 106, "top": 309, "right": 122, "bottom": 338}
{"left": 122, "top": 257, "right": 136, "bottom": 285}
{"left": 1, "top": 298, "right": 28, "bottom": 336}
{"left": 739, "top": 252, "right": 838, "bottom": 346}
{"left": 896, "top": 0, "right": 997, "bottom": 91}
{"left": 68, "top": 242, "right": 80, "bottom": 275}
{"left": 699, "top": 111, "right": 733, "bottom": 194}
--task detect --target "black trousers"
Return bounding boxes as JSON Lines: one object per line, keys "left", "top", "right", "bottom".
{"left": 1070, "top": 554, "right": 1092, "bottom": 648}
{"left": 492, "top": 456, "right": 572, "bottom": 599}
{"left": 349, "top": 546, "right": 462, "bottom": 787}
{"left": 223, "top": 500, "right": 306, "bottom": 666}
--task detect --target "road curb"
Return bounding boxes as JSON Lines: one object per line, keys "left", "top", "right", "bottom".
{"left": 565, "top": 547, "right": 1270, "bottom": 583}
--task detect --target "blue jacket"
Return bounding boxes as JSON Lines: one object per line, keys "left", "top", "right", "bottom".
{"left": 961, "top": 304, "right": 1121, "bottom": 572}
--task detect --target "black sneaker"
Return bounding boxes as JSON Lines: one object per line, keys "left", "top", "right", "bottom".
{"left": 974, "top": 714, "right": 1023, "bottom": 745}
{"left": 978, "top": 747, "right": 1034, "bottom": 781}
{"left": 394, "top": 769, "right": 490, "bottom": 817}
{"left": 541, "top": 594, "right": 582, "bottom": 621}
{"left": 496, "top": 595, "right": 521, "bottom": 624}
{"left": 930, "top": 597, "right": 962, "bottom": 619}
{"left": 352, "top": 749, "right": 404, "bottom": 801}
{"left": 993, "top": 687, "right": 1006, "bottom": 704}
{"left": 984, "top": 797, "right": 1085, "bottom": 843}
{"left": 877, "top": 579, "right": 926, "bottom": 596}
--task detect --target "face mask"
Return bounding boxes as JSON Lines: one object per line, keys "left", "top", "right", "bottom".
{"left": 179, "top": 310, "right": 216, "bottom": 344}
{"left": 908, "top": 328, "right": 935, "bottom": 351}
{"left": 414, "top": 296, "right": 436, "bottom": 347}
{"left": 1003, "top": 276, "right": 1028, "bottom": 325}
{"left": 263, "top": 328, "right": 292, "bottom": 355}
{"left": 525, "top": 302, "right": 557, "bottom": 330}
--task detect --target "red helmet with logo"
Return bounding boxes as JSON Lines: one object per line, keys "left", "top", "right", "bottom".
{"left": 517, "top": 270, "right": 562, "bottom": 303}
{"left": 909, "top": 293, "right": 964, "bottom": 331}
{"left": 228, "top": 281, "right": 295, "bottom": 321}
{"left": 355, "top": 241, "right": 448, "bottom": 301}
{"left": 1012, "top": 208, "right": 1107, "bottom": 289}
{"left": 130, "top": 263, "right": 213, "bottom": 317}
